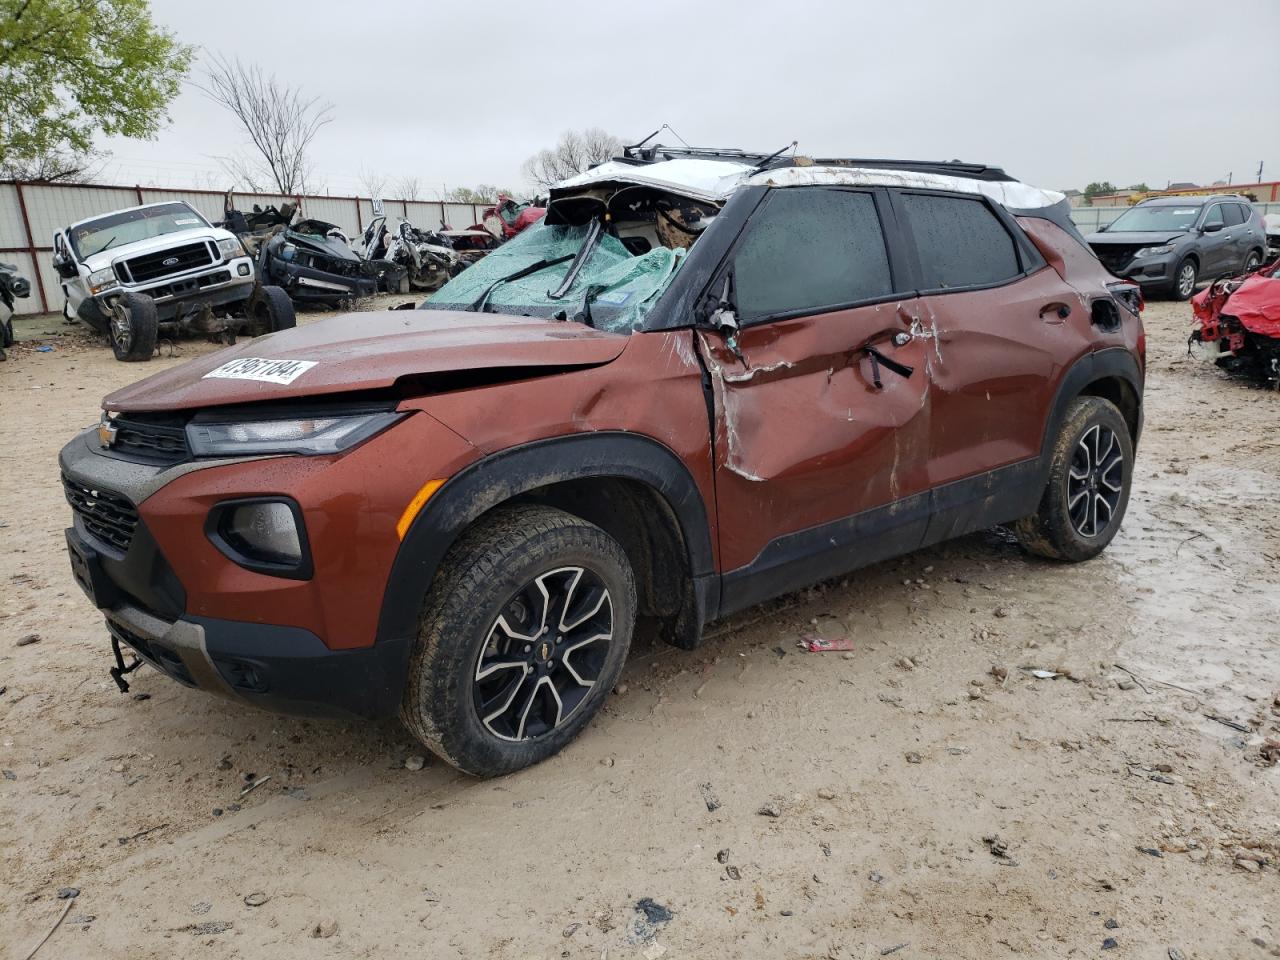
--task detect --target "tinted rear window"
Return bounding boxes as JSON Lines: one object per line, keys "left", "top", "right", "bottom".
{"left": 900, "top": 194, "right": 1021, "bottom": 290}
{"left": 733, "top": 188, "right": 893, "bottom": 322}
{"left": 1222, "top": 203, "right": 1246, "bottom": 227}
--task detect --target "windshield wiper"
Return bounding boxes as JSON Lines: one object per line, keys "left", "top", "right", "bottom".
{"left": 97, "top": 235, "right": 119, "bottom": 254}
{"left": 547, "top": 218, "right": 604, "bottom": 300}
{"left": 469, "top": 254, "right": 575, "bottom": 312}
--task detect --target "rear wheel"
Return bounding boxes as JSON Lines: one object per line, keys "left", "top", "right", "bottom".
{"left": 1012, "top": 396, "right": 1133, "bottom": 562}
{"left": 1171, "top": 258, "right": 1198, "bottom": 301}
{"left": 249, "top": 285, "right": 296, "bottom": 336}
{"left": 1243, "top": 249, "right": 1262, "bottom": 274}
{"left": 401, "top": 504, "right": 636, "bottom": 777}
{"left": 108, "top": 293, "right": 158, "bottom": 362}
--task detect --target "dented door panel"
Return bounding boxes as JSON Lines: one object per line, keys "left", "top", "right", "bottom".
{"left": 920, "top": 267, "right": 1094, "bottom": 488}
{"left": 696, "top": 299, "right": 931, "bottom": 572}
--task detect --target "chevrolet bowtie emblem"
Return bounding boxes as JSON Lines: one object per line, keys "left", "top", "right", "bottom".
{"left": 98, "top": 418, "right": 118, "bottom": 449}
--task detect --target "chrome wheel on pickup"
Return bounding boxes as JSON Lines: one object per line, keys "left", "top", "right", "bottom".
{"left": 107, "top": 292, "right": 158, "bottom": 362}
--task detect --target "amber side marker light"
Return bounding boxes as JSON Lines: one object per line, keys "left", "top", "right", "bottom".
{"left": 397, "top": 479, "right": 446, "bottom": 540}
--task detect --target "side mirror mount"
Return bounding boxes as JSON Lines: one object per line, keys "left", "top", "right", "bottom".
{"left": 1097, "top": 223, "right": 1109, "bottom": 233}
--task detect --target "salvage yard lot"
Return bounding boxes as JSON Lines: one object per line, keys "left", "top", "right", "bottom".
{"left": 1, "top": 300, "right": 1277, "bottom": 958}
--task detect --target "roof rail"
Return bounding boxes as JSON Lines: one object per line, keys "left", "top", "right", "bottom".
{"left": 616, "top": 144, "right": 1015, "bottom": 182}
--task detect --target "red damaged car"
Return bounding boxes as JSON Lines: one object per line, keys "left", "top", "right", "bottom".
{"left": 1190, "top": 259, "right": 1280, "bottom": 387}
{"left": 60, "top": 148, "right": 1145, "bottom": 776}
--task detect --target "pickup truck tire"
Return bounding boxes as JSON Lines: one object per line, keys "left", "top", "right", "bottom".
{"left": 1012, "top": 396, "right": 1133, "bottom": 563}
{"left": 249, "top": 285, "right": 296, "bottom": 335}
{"left": 401, "top": 504, "right": 636, "bottom": 778}
{"left": 108, "top": 293, "right": 158, "bottom": 362}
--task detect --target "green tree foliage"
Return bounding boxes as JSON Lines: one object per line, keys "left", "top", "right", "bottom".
{"left": 1083, "top": 181, "right": 1118, "bottom": 200}
{"left": 0, "top": 0, "right": 193, "bottom": 173}
{"left": 1127, "top": 183, "right": 1150, "bottom": 192}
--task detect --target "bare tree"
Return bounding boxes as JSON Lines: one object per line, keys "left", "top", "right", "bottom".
{"left": 443, "top": 184, "right": 512, "bottom": 204}
{"left": 358, "top": 165, "right": 387, "bottom": 200}
{"left": 394, "top": 175, "right": 423, "bottom": 201}
{"left": 200, "top": 54, "right": 332, "bottom": 194}
{"left": 522, "top": 128, "right": 624, "bottom": 191}
{"left": 1, "top": 147, "right": 104, "bottom": 183}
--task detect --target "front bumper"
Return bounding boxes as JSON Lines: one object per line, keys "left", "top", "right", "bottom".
{"left": 1108, "top": 256, "right": 1175, "bottom": 286}
{"left": 263, "top": 255, "right": 380, "bottom": 303}
{"left": 95, "top": 258, "right": 256, "bottom": 322}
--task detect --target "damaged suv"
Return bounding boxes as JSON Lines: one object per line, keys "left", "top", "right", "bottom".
{"left": 61, "top": 147, "right": 1145, "bottom": 777}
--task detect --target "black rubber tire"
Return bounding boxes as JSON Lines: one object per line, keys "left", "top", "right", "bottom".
{"left": 108, "top": 292, "right": 158, "bottom": 362}
{"left": 249, "top": 285, "right": 296, "bottom": 336}
{"left": 1012, "top": 396, "right": 1133, "bottom": 563}
{"left": 1170, "top": 257, "right": 1198, "bottom": 301}
{"left": 1242, "top": 249, "right": 1263, "bottom": 274}
{"left": 1, "top": 315, "right": 13, "bottom": 348}
{"left": 400, "top": 504, "right": 636, "bottom": 777}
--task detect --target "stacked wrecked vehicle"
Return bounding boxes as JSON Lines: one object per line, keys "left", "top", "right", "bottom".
{"left": 1190, "top": 257, "right": 1280, "bottom": 387}
{"left": 356, "top": 210, "right": 468, "bottom": 293}
{"left": 222, "top": 195, "right": 408, "bottom": 304}
{"left": 52, "top": 200, "right": 295, "bottom": 361}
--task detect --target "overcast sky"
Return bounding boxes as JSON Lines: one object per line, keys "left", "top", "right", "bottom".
{"left": 100, "top": 0, "right": 1280, "bottom": 198}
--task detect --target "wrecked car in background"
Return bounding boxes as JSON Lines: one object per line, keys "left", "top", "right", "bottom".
{"left": 53, "top": 201, "right": 295, "bottom": 362}
{"left": 357, "top": 207, "right": 467, "bottom": 293}
{"left": 61, "top": 142, "right": 1146, "bottom": 778}
{"left": 1190, "top": 258, "right": 1280, "bottom": 387}
{"left": 223, "top": 195, "right": 408, "bottom": 305}
{"left": 450, "top": 195, "right": 546, "bottom": 250}
{"left": 1, "top": 261, "right": 32, "bottom": 359}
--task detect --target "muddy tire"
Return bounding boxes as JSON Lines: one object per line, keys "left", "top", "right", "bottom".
{"left": 249, "top": 285, "right": 296, "bottom": 336}
{"left": 1170, "top": 257, "right": 1198, "bottom": 301}
{"left": 1012, "top": 396, "right": 1133, "bottom": 563}
{"left": 108, "top": 293, "right": 158, "bottom": 362}
{"left": 401, "top": 504, "right": 636, "bottom": 778}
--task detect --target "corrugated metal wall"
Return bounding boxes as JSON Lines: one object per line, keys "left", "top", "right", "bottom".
{"left": 0, "top": 181, "right": 494, "bottom": 315}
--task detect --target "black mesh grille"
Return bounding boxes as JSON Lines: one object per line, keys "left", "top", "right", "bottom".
{"left": 111, "top": 414, "right": 190, "bottom": 465}
{"left": 1090, "top": 244, "right": 1141, "bottom": 274}
{"left": 63, "top": 475, "right": 139, "bottom": 551}
{"left": 122, "top": 241, "right": 215, "bottom": 283}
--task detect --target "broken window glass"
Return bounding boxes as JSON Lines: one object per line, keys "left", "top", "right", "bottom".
{"left": 733, "top": 189, "right": 892, "bottom": 323}
{"left": 424, "top": 221, "right": 683, "bottom": 333}
{"left": 901, "top": 193, "right": 1020, "bottom": 290}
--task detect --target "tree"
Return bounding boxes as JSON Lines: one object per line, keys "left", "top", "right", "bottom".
{"left": 1083, "top": 181, "right": 1118, "bottom": 204}
{"left": 1, "top": 146, "right": 104, "bottom": 182}
{"left": 395, "top": 175, "right": 423, "bottom": 201}
{"left": 1127, "top": 183, "right": 1150, "bottom": 192}
{"left": 357, "top": 165, "right": 386, "bottom": 200}
{"left": 200, "top": 53, "right": 332, "bottom": 194}
{"left": 522, "top": 128, "right": 623, "bottom": 191}
{"left": 444, "top": 184, "right": 512, "bottom": 204}
{"left": 0, "top": 0, "right": 193, "bottom": 177}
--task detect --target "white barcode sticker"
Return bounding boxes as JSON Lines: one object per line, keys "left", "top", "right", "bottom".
{"left": 203, "top": 357, "right": 318, "bottom": 385}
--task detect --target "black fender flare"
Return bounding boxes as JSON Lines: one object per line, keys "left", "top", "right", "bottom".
{"left": 1037, "top": 347, "right": 1144, "bottom": 484}
{"left": 374, "top": 431, "right": 715, "bottom": 646}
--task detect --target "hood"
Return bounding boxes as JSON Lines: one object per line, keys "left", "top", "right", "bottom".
{"left": 283, "top": 223, "right": 360, "bottom": 263}
{"left": 81, "top": 226, "right": 231, "bottom": 273}
{"left": 103, "top": 310, "right": 629, "bottom": 412}
{"left": 1086, "top": 231, "right": 1185, "bottom": 246}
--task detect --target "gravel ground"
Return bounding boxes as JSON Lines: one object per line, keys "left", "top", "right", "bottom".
{"left": 0, "top": 296, "right": 1276, "bottom": 959}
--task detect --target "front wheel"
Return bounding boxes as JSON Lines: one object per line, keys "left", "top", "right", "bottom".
{"left": 108, "top": 293, "right": 158, "bottom": 362}
{"left": 249, "top": 285, "right": 296, "bottom": 336}
{"left": 1171, "top": 258, "right": 1198, "bottom": 301}
{"left": 1012, "top": 396, "right": 1133, "bottom": 562}
{"left": 401, "top": 504, "right": 636, "bottom": 777}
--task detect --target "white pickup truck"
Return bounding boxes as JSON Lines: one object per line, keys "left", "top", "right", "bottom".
{"left": 52, "top": 200, "right": 295, "bottom": 361}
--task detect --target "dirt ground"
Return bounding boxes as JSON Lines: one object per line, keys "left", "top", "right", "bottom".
{"left": 1, "top": 296, "right": 1277, "bottom": 960}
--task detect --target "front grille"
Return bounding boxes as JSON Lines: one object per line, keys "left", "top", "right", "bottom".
{"left": 121, "top": 241, "right": 215, "bottom": 283}
{"left": 1091, "top": 244, "right": 1141, "bottom": 274}
{"left": 63, "top": 475, "right": 139, "bottom": 551}
{"left": 111, "top": 414, "right": 190, "bottom": 465}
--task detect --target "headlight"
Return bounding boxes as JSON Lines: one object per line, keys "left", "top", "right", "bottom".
{"left": 88, "top": 267, "right": 118, "bottom": 294}
{"left": 217, "top": 237, "right": 245, "bottom": 259}
{"left": 186, "top": 411, "right": 403, "bottom": 456}
{"left": 1134, "top": 244, "right": 1174, "bottom": 258}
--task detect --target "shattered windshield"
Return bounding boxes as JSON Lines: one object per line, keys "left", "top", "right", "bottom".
{"left": 423, "top": 220, "right": 684, "bottom": 333}
{"left": 1107, "top": 204, "right": 1202, "bottom": 233}
{"left": 70, "top": 202, "right": 209, "bottom": 259}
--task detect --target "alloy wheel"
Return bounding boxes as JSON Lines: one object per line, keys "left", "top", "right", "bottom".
{"left": 472, "top": 566, "right": 613, "bottom": 742}
{"left": 109, "top": 302, "right": 132, "bottom": 352}
{"left": 1177, "top": 264, "right": 1196, "bottom": 298}
{"left": 1245, "top": 253, "right": 1261, "bottom": 273}
{"left": 1067, "top": 424, "right": 1124, "bottom": 538}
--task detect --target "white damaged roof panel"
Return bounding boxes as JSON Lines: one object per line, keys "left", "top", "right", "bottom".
{"left": 554, "top": 158, "right": 1064, "bottom": 210}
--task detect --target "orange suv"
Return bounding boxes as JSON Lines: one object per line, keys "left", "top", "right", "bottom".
{"left": 61, "top": 149, "right": 1145, "bottom": 776}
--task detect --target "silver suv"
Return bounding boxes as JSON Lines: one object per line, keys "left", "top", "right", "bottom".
{"left": 1085, "top": 195, "right": 1268, "bottom": 301}
{"left": 52, "top": 201, "right": 294, "bottom": 361}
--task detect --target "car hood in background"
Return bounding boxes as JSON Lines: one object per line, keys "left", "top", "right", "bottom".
{"left": 103, "top": 310, "right": 629, "bottom": 412}
{"left": 1085, "top": 231, "right": 1186, "bottom": 246}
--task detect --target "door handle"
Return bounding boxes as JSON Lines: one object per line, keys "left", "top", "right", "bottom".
{"left": 1039, "top": 302, "right": 1072, "bottom": 321}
